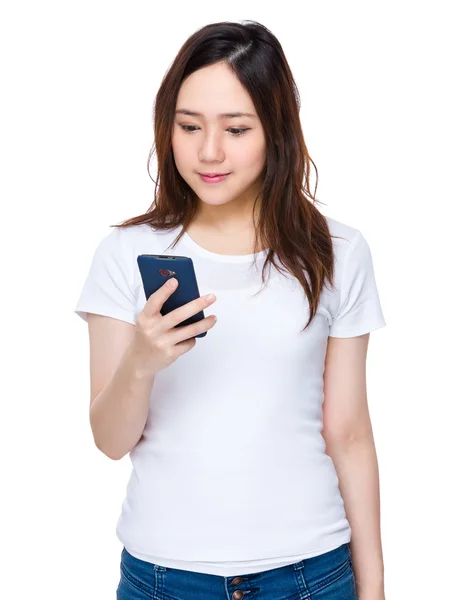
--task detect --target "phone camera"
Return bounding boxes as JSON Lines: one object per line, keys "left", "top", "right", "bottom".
{"left": 159, "top": 269, "right": 176, "bottom": 277}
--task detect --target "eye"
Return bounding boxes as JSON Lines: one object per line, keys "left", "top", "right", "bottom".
{"left": 179, "top": 125, "right": 250, "bottom": 137}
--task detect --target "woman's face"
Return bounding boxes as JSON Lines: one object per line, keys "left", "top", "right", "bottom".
{"left": 172, "top": 62, "right": 266, "bottom": 212}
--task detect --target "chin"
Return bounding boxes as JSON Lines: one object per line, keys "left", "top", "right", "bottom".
{"left": 198, "top": 196, "right": 235, "bottom": 206}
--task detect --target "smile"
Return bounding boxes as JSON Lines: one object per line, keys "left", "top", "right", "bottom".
{"left": 199, "top": 173, "right": 231, "bottom": 184}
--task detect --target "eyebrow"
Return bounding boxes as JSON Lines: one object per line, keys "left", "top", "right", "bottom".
{"left": 175, "top": 109, "right": 257, "bottom": 119}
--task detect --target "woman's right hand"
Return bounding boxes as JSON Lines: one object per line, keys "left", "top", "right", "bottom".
{"left": 131, "top": 278, "right": 217, "bottom": 374}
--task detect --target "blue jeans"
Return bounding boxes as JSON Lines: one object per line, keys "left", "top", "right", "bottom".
{"left": 116, "top": 542, "right": 357, "bottom": 599}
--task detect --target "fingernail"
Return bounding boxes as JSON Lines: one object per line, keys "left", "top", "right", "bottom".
{"left": 205, "top": 294, "right": 215, "bottom": 301}
{"left": 169, "top": 278, "right": 177, "bottom": 287}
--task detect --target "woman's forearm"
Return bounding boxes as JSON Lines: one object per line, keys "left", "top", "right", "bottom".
{"left": 326, "top": 435, "right": 385, "bottom": 599}
{"left": 90, "top": 342, "right": 156, "bottom": 460}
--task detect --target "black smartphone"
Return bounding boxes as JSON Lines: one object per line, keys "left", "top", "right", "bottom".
{"left": 136, "top": 254, "right": 208, "bottom": 338}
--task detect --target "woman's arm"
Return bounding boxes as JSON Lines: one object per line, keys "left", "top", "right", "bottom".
{"left": 87, "top": 314, "right": 155, "bottom": 460}
{"left": 322, "top": 334, "right": 385, "bottom": 600}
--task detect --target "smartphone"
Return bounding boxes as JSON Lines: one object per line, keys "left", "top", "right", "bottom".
{"left": 137, "top": 254, "right": 208, "bottom": 338}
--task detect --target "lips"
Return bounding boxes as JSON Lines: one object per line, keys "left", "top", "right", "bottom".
{"left": 199, "top": 173, "right": 230, "bottom": 177}
{"left": 199, "top": 173, "right": 231, "bottom": 184}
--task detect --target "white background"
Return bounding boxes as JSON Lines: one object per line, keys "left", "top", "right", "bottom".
{"left": 1, "top": 1, "right": 456, "bottom": 598}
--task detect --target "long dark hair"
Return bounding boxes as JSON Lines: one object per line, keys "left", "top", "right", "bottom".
{"left": 114, "top": 20, "right": 341, "bottom": 332}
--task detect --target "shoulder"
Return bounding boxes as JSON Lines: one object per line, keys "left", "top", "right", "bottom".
{"left": 103, "top": 222, "right": 176, "bottom": 253}
{"left": 108, "top": 222, "right": 160, "bottom": 243}
{"left": 324, "top": 214, "right": 361, "bottom": 247}
{"left": 322, "top": 214, "right": 364, "bottom": 264}
{"left": 99, "top": 223, "right": 183, "bottom": 283}
{"left": 321, "top": 215, "right": 381, "bottom": 286}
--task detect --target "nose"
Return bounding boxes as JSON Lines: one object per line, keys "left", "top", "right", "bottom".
{"left": 198, "top": 131, "right": 225, "bottom": 163}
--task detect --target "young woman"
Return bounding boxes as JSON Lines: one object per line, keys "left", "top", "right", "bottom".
{"left": 75, "top": 20, "right": 386, "bottom": 600}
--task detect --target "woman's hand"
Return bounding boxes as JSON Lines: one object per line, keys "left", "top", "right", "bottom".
{"left": 131, "top": 278, "right": 217, "bottom": 374}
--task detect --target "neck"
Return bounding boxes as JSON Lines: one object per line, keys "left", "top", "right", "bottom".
{"left": 193, "top": 188, "right": 262, "bottom": 234}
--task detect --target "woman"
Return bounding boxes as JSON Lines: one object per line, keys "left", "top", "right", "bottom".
{"left": 75, "top": 20, "right": 386, "bottom": 600}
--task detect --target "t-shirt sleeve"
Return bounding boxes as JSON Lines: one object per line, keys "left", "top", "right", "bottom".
{"left": 74, "top": 227, "right": 137, "bottom": 325}
{"left": 329, "top": 230, "right": 386, "bottom": 338}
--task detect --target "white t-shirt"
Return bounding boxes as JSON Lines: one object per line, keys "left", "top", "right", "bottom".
{"left": 74, "top": 215, "right": 386, "bottom": 576}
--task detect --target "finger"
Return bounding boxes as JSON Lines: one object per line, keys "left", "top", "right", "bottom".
{"left": 145, "top": 277, "right": 179, "bottom": 314}
{"left": 168, "top": 314, "right": 217, "bottom": 345}
{"left": 162, "top": 292, "right": 216, "bottom": 330}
